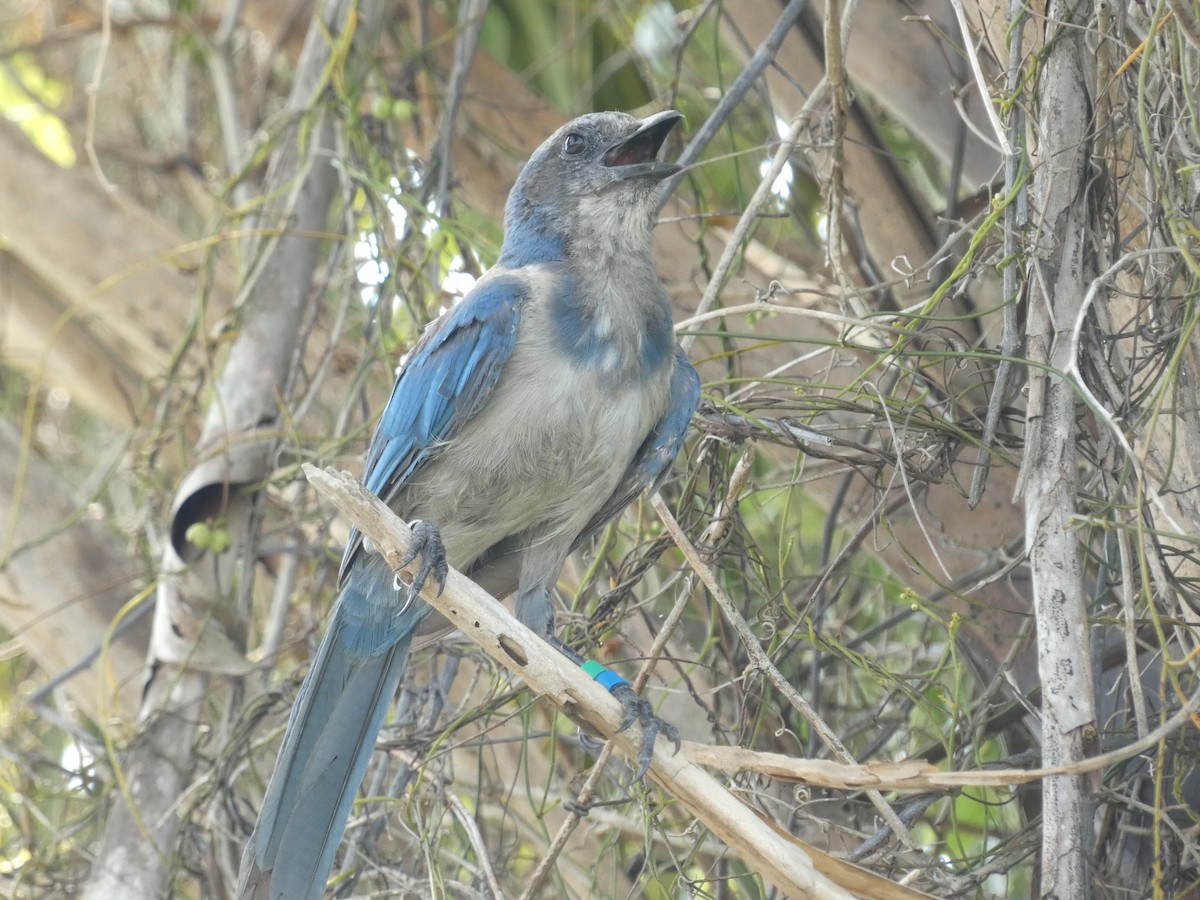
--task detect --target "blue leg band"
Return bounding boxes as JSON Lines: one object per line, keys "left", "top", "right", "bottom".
{"left": 580, "top": 659, "right": 629, "bottom": 692}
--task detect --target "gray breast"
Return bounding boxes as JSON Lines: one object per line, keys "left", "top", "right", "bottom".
{"left": 396, "top": 334, "right": 671, "bottom": 572}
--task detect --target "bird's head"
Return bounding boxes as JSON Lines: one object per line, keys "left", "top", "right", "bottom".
{"left": 500, "top": 110, "right": 683, "bottom": 266}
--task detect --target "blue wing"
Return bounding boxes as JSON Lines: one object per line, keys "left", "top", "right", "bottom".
{"left": 339, "top": 272, "right": 524, "bottom": 581}
{"left": 574, "top": 347, "right": 699, "bottom": 547}
{"left": 243, "top": 277, "right": 525, "bottom": 899}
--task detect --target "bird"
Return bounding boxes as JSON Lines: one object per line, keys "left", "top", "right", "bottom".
{"left": 237, "top": 109, "right": 700, "bottom": 900}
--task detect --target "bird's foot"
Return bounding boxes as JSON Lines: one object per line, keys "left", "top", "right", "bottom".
{"left": 394, "top": 519, "right": 449, "bottom": 598}
{"left": 609, "top": 682, "right": 680, "bottom": 779}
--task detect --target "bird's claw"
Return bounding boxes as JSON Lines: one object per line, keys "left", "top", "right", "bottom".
{"left": 609, "top": 682, "right": 680, "bottom": 779}
{"left": 395, "top": 519, "right": 449, "bottom": 597}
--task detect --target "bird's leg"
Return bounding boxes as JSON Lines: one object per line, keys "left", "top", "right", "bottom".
{"left": 545, "top": 633, "right": 680, "bottom": 779}
{"left": 514, "top": 586, "right": 555, "bottom": 637}
{"left": 394, "top": 519, "right": 449, "bottom": 598}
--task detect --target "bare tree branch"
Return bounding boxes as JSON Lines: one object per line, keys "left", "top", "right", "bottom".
{"left": 304, "top": 463, "right": 920, "bottom": 900}
{"left": 1016, "top": 2, "right": 1101, "bottom": 893}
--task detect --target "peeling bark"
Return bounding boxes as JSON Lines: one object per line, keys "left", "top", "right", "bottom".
{"left": 1017, "top": 1, "right": 1100, "bottom": 894}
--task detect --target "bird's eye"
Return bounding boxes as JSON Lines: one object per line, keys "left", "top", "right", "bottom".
{"left": 563, "top": 132, "right": 586, "bottom": 156}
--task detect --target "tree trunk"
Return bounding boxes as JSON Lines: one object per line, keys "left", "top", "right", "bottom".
{"left": 1018, "top": 1, "right": 1101, "bottom": 881}
{"left": 81, "top": 0, "right": 360, "bottom": 893}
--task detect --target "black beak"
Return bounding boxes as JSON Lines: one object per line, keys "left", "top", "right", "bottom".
{"left": 602, "top": 110, "right": 683, "bottom": 181}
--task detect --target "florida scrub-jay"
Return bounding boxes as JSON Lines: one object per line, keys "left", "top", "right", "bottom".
{"left": 238, "top": 109, "right": 700, "bottom": 900}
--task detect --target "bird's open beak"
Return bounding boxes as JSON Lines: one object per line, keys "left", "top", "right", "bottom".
{"left": 602, "top": 110, "right": 683, "bottom": 181}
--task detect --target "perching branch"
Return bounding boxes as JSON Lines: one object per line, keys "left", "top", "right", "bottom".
{"left": 303, "top": 463, "right": 923, "bottom": 900}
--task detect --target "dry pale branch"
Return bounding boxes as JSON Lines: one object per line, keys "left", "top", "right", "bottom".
{"left": 303, "top": 463, "right": 934, "bottom": 900}
{"left": 1017, "top": 2, "right": 1101, "bottom": 894}
{"left": 689, "top": 689, "right": 1200, "bottom": 789}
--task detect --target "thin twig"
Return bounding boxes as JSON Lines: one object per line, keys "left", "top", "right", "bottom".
{"left": 663, "top": 0, "right": 812, "bottom": 201}
{"left": 868, "top": 383, "right": 951, "bottom": 578}
{"left": 447, "top": 794, "right": 505, "bottom": 900}
{"left": 1115, "top": 509, "right": 1150, "bottom": 738}
{"left": 429, "top": 0, "right": 489, "bottom": 214}
{"left": 206, "top": 24, "right": 251, "bottom": 210}
{"left": 680, "top": 0, "right": 860, "bottom": 354}
{"left": 650, "top": 495, "right": 922, "bottom": 853}
{"left": 948, "top": 0, "right": 1011, "bottom": 156}
{"left": 968, "top": 0, "right": 1027, "bottom": 507}
{"left": 258, "top": 539, "right": 302, "bottom": 676}
{"left": 690, "top": 681, "right": 1200, "bottom": 789}
{"left": 823, "top": 0, "right": 848, "bottom": 283}
{"left": 517, "top": 743, "right": 617, "bottom": 899}
{"left": 84, "top": 0, "right": 117, "bottom": 192}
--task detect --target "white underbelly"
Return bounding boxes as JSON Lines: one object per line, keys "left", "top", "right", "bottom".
{"left": 400, "top": 345, "right": 670, "bottom": 569}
